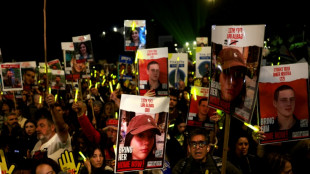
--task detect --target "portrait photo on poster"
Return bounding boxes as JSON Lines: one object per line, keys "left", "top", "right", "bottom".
{"left": 124, "top": 26, "right": 146, "bottom": 51}
{"left": 116, "top": 109, "right": 168, "bottom": 172}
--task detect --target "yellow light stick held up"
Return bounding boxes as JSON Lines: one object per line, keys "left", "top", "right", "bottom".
{"left": 79, "top": 151, "right": 87, "bottom": 162}
{"left": 131, "top": 21, "right": 136, "bottom": 31}
{"left": 109, "top": 81, "right": 113, "bottom": 93}
{"left": 55, "top": 94, "right": 58, "bottom": 102}
{"left": 95, "top": 83, "right": 98, "bottom": 89}
{"left": 115, "top": 112, "right": 118, "bottom": 119}
{"left": 75, "top": 89, "right": 79, "bottom": 103}
{"left": 244, "top": 122, "right": 259, "bottom": 132}
{"left": 116, "top": 83, "right": 121, "bottom": 90}
{"left": 39, "top": 96, "right": 42, "bottom": 104}
{"left": 49, "top": 87, "right": 51, "bottom": 94}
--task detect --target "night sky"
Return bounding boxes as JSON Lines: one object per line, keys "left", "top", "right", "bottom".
{"left": 0, "top": 0, "right": 309, "bottom": 64}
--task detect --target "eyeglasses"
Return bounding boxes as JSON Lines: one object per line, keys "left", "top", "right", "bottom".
{"left": 190, "top": 141, "right": 207, "bottom": 148}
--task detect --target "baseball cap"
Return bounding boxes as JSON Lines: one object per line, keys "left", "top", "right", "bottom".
{"left": 218, "top": 48, "right": 246, "bottom": 70}
{"left": 127, "top": 115, "right": 161, "bottom": 135}
{"left": 102, "top": 118, "right": 118, "bottom": 131}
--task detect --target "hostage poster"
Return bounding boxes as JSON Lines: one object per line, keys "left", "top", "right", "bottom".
{"left": 168, "top": 53, "right": 188, "bottom": 89}
{"left": 115, "top": 94, "right": 169, "bottom": 172}
{"left": 118, "top": 55, "right": 134, "bottom": 80}
{"left": 195, "top": 47, "right": 211, "bottom": 78}
{"left": 62, "top": 42, "right": 84, "bottom": 81}
{"left": 258, "top": 62, "right": 310, "bottom": 144}
{"left": 1, "top": 63, "right": 23, "bottom": 91}
{"left": 187, "top": 86, "right": 217, "bottom": 130}
{"left": 124, "top": 20, "right": 146, "bottom": 52}
{"left": 138, "top": 47, "right": 168, "bottom": 96}
{"left": 72, "top": 34, "right": 94, "bottom": 62}
{"left": 208, "top": 25, "right": 265, "bottom": 122}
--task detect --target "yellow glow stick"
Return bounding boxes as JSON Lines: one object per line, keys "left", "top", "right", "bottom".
{"left": 39, "top": 96, "right": 42, "bottom": 104}
{"left": 95, "top": 83, "right": 98, "bottom": 89}
{"left": 131, "top": 21, "right": 136, "bottom": 30}
{"left": 113, "top": 145, "right": 117, "bottom": 156}
{"left": 116, "top": 83, "right": 121, "bottom": 90}
{"left": 55, "top": 94, "right": 58, "bottom": 102}
{"left": 75, "top": 89, "right": 78, "bottom": 103}
{"left": 112, "top": 79, "right": 115, "bottom": 85}
{"left": 115, "top": 112, "right": 118, "bottom": 119}
{"left": 49, "top": 87, "right": 51, "bottom": 94}
{"left": 79, "top": 151, "right": 87, "bottom": 161}
{"left": 101, "top": 79, "right": 106, "bottom": 86}
{"left": 109, "top": 81, "right": 113, "bottom": 93}
{"left": 121, "top": 69, "right": 124, "bottom": 75}
{"left": 94, "top": 70, "right": 97, "bottom": 78}
{"left": 89, "top": 80, "right": 92, "bottom": 89}
{"left": 244, "top": 122, "right": 259, "bottom": 132}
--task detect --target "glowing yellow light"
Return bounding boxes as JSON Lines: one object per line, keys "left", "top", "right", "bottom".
{"left": 94, "top": 70, "right": 97, "bottom": 78}
{"left": 109, "top": 81, "right": 113, "bottom": 93}
{"left": 115, "top": 112, "right": 118, "bottom": 119}
{"left": 177, "top": 57, "right": 180, "bottom": 61}
{"left": 244, "top": 122, "right": 259, "bottom": 132}
{"left": 121, "top": 69, "right": 124, "bottom": 75}
{"left": 39, "top": 96, "right": 42, "bottom": 104}
{"left": 101, "top": 79, "right": 106, "bottom": 86}
{"left": 169, "top": 124, "right": 175, "bottom": 128}
{"left": 131, "top": 21, "right": 136, "bottom": 31}
{"left": 89, "top": 81, "right": 92, "bottom": 89}
{"left": 79, "top": 151, "right": 87, "bottom": 161}
{"left": 49, "top": 87, "right": 51, "bottom": 94}
{"left": 116, "top": 83, "right": 121, "bottom": 90}
{"left": 136, "top": 87, "right": 139, "bottom": 91}
{"left": 95, "top": 83, "right": 98, "bottom": 89}
{"left": 75, "top": 89, "right": 79, "bottom": 103}
{"left": 55, "top": 94, "right": 58, "bottom": 102}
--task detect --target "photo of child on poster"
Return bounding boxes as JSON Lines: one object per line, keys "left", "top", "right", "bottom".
{"left": 1, "top": 63, "right": 23, "bottom": 91}
{"left": 138, "top": 48, "right": 168, "bottom": 96}
{"left": 124, "top": 20, "right": 146, "bottom": 52}
{"left": 259, "top": 62, "right": 309, "bottom": 144}
{"left": 187, "top": 86, "right": 217, "bottom": 130}
{"left": 115, "top": 94, "right": 169, "bottom": 172}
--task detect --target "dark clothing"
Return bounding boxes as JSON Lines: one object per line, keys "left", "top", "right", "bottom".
{"left": 172, "top": 154, "right": 241, "bottom": 174}
{"left": 228, "top": 153, "right": 263, "bottom": 174}
{"left": 80, "top": 166, "right": 114, "bottom": 174}
{"left": 166, "top": 129, "right": 188, "bottom": 169}
{"left": 144, "top": 80, "right": 168, "bottom": 96}
{"left": 269, "top": 115, "right": 301, "bottom": 132}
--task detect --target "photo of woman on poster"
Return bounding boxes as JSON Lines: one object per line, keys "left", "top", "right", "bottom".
{"left": 124, "top": 114, "right": 161, "bottom": 161}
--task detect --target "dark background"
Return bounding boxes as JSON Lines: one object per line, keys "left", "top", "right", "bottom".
{"left": 0, "top": 0, "right": 309, "bottom": 64}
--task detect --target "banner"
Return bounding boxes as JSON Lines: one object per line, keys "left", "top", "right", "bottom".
{"left": 115, "top": 94, "right": 169, "bottom": 172}
{"left": 209, "top": 25, "right": 265, "bottom": 122}
{"left": 168, "top": 53, "right": 188, "bottom": 89}
{"left": 138, "top": 47, "right": 168, "bottom": 96}
{"left": 187, "top": 86, "right": 217, "bottom": 130}
{"left": 124, "top": 20, "right": 146, "bottom": 52}
{"left": 258, "top": 62, "right": 309, "bottom": 144}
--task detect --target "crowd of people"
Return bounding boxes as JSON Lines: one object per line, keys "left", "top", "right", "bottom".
{"left": 0, "top": 61, "right": 309, "bottom": 174}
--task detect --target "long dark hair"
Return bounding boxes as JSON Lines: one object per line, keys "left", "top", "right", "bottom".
{"left": 86, "top": 144, "right": 107, "bottom": 172}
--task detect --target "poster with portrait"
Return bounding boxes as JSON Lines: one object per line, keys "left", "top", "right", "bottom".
{"left": 62, "top": 42, "right": 81, "bottom": 82}
{"left": 196, "top": 37, "right": 208, "bottom": 47}
{"left": 124, "top": 20, "right": 146, "bottom": 52}
{"left": 168, "top": 53, "right": 188, "bottom": 89}
{"left": 115, "top": 94, "right": 169, "bottom": 172}
{"left": 209, "top": 25, "right": 265, "bottom": 120}
{"left": 48, "top": 59, "right": 62, "bottom": 70}
{"left": 1, "top": 63, "right": 23, "bottom": 91}
{"left": 187, "top": 86, "right": 217, "bottom": 130}
{"left": 258, "top": 62, "right": 309, "bottom": 144}
{"left": 72, "top": 34, "right": 94, "bottom": 62}
{"left": 51, "top": 70, "right": 66, "bottom": 90}
{"left": 20, "top": 61, "right": 37, "bottom": 91}
{"left": 195, "top": 47, "right": 211, "bottom": 78}
{"left": 138, "top": 47, "right": 168, "bottom": 96}
{"left": 118, "top": 55, "right": 134, "bottom": 80}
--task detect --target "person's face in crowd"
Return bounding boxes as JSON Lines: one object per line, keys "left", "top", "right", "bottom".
{"left": 273, "top": 89, "right": 295, "bottom": 118}
{"left": 35, "top": 164, "right": 56, "bottom": 174}
{"left": 169, "top": 96, "right": 178, "bottom": 109}
{"left": 105, "top": 104, "right": 113, "bottom": 116}
{"left": 25, "top": 122, "right": 36, "bottom": 136}
{"left": 93, "top": 104, "right": 101, "bottom": 113}
{"left": 179, "top": 81, "right": 185, "bottom": 90}
{"left": 90, "top": 148, "right": 104, "bottom": 168}
{"left": 198, "top": 100, "right": 209, "bottom": 117}
{"left": 177, "top": 123, "right": 186, "bottom": 134}
{"left": 79, "top": 43, "right": 87, "bottom": 55}
{"left": 131, "top": 30, "right": 139, "bottom": 42}
{"left": 7, "top": 115, "right": 19, "bottom": 128}
{"left": 281, "top": 161, "right": 293, "bottom": 174}
{"left": 55, "top": 106, "right": 64, "bottom": 116}
{"left": 235, "top": 137, "right": 249, "bottom": 157}
{"left": 130, "top": 130, "right": 155, "bottom": 160}
{"left": 24, "top": 70, "right": 35, "bottom": 85}
{"left": 2, "top": 103, "right": 10, "bottom": 115}
{"left": 36, "top": 118, "right": 55, "bottom": 143}
{"left": 219, "top": 68, "right": 245, "bottom": 102}
{"left": 147, "top": 63, "right": 160, "bottom": 82}
{"left": 91, "top": 87, "right": 98, "bottom": 95}
{"left": 77, "top": 137, "right": 87, "bottom": 152}
{"left": 106, "top": 127, "right": 117, "bottom": 144}
{"left": 189, "top": 134, "right": 209, "bottom": 162}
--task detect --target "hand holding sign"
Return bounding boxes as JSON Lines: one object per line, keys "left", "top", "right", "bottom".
{"left": 0, "top": 149, "right": 15, "bottom": 174}
{"left": 58, "top": 150, "right": 81, "bottom": 174}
